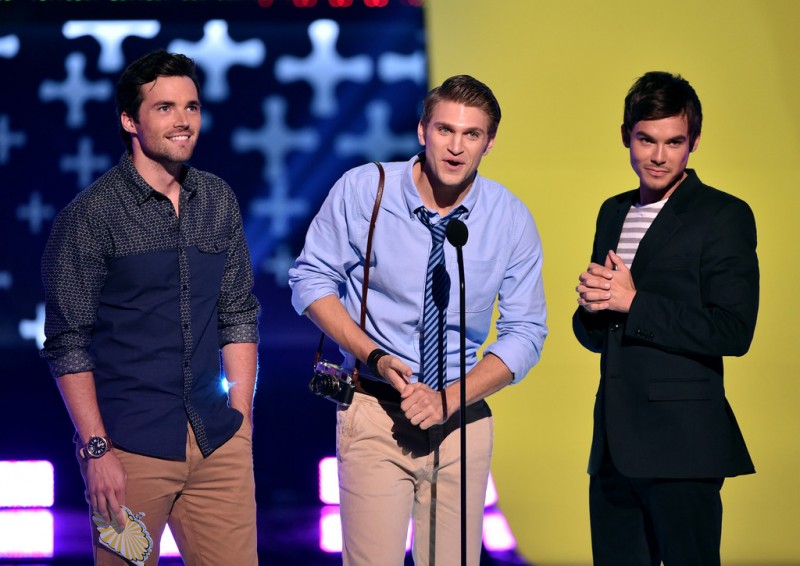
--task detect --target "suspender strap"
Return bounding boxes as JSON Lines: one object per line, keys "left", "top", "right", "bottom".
{"left": 359, "top": 162, "right": 385, "bottom": 329}
{"left": 315, "top": 162, "right": 385, "bottom": 382}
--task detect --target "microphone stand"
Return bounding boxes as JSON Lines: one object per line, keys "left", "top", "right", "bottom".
{"left": 456, "top": 241, "right": 467, "bottom": 566}
{"left": 446, "top": 218, "right": 469, "bottom": 566}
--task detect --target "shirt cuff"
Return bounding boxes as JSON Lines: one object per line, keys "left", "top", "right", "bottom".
{"left": 219, "top": 324, "right": 260, "bottom": 346}
{"left": 47, "top": 349, "right": 95, "bottom": 378}
{"left": 484, "top": 337, "right": 541, "bottom": 385}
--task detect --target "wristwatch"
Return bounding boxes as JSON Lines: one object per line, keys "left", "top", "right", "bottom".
{"left": 79, "top": 435, "right": 113, "bottom": 460}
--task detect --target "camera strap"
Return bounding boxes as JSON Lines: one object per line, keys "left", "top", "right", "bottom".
{"left": 313, "top": 161, "right": 385, "bottom": 383}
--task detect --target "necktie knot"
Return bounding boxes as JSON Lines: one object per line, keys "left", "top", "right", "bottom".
{"left": 415, "top": 206, "right": 465, "bottom": 239}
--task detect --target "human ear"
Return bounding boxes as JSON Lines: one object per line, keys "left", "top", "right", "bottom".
{"left": 417, "top": 121, "right": 426, "bottom": 146}
{"left": 120, "top": 112, "right": 137, "bottom": 134}
{"left": 482, "top": 135, "right": 496, "bottom": 156}
{"left": 621, "top": 124, "right": 631, "bottom": 148}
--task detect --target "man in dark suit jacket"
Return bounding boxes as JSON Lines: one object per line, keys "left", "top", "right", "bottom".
{"left": 573, "top": 71, "right": 759, "bottom": 566}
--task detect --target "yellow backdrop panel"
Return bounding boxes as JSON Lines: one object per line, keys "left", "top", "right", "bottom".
{"left": 425, "top": 1, "right": 799, "bottom": 563}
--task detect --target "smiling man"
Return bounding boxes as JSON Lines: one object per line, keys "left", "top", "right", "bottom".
{"left": 573, "top": 72, "right": 759, "bottom": 565}
{"left": 290, "top": 75, "right": 547, "bottom": 565}
{"left": 41, "top": 50, "right": 260, "bottom": 565}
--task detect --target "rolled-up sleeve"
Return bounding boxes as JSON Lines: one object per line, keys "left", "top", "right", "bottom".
{"left": 218, "top": 189, "right": 260, "bottom": 346}
{"left": 40, "top": 200, "right": 106, "bottom": 378}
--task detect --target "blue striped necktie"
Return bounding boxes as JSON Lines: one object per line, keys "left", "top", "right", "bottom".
{"left": 415, "top": 206, "right": 465, "bottom": 390}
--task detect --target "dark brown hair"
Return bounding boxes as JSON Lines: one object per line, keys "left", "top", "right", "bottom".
{"left": 622, "top": 71, "right": 702, "bottom": 147}
{"left": 115, "top": 50, "right": 200, "bottom": 153}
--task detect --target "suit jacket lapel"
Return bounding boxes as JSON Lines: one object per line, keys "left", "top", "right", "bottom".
{"left": 599, "top": 191, "right": 636, "bottom": 264}
{"left": 630, "top": 205, "right": 681, "bottom": 280}
{"left": 629, "top": 170, "right": 700, "bottom": 280}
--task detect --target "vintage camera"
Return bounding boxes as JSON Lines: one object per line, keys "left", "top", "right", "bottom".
{"left": 309, "top": 360, "right": 356, "bottom": 406}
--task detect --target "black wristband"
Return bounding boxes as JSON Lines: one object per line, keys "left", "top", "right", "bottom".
{"left": 367, "top": 348, "right": 389, "bottom": 375}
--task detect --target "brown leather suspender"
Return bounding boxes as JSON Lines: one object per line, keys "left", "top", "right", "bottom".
{"left": 313, "top": 162, "right": 385, "bottom": 383}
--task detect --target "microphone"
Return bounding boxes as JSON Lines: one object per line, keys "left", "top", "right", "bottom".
{"left": 446, "top": 218, "right": 469, "bottom": 247}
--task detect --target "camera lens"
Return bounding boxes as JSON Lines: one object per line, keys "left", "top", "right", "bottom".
{"left": 310, "top": 373, "right": 340, "bottom": 396}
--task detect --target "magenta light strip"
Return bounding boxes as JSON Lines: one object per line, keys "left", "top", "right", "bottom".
{"left": 0, "top": 509, "right": 54, "bottom": 558}
{"left": 318, "top": 456, "right": 499, "bottom": 507}
{"left": 0, "top": 460, "right": 54, "bottom": 508}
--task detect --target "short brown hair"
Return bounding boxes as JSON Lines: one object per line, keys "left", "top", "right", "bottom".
{"left": 420, "top": 75, "right": 501, "bottom": 138}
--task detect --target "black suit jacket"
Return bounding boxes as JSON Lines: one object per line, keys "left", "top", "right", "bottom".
{"left": 573, "top": 169, "right": 758, "bottom": 479}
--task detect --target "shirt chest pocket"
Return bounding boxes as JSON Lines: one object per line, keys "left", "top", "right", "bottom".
{"left": 189, "top": 237, "right": 230, "bottom": 295}
{"left": 446, "top": 257, "right": 500, "bottom": 313}
{"left": 196, "top": 237, "right": 230, "bottom": 255}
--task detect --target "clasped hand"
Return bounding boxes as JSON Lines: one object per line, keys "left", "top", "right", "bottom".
{"left": 576, "top": 250, "right": 636, "bottom": 313}
{"left": 376, "top": 354, "right": 447, "bottom": 430}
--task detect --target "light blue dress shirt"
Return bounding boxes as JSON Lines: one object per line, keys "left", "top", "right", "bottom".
{"left": 289, "top": 154, "right": 547, "bottom": 386}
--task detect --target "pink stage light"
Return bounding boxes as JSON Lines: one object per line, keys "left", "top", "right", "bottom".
{"left": 0, "top": 509, "right": 54, "bottom": 558}
{"left": 318, "top": 457, "right": 339, "bottom": 504}
{"left": 484, "top": 472, "right": 498, "bottom": 507}
{"left": 0, "top": 461, "right": 54, "bottom": 508}
{"left": 319, "top": 506, "right": 412, "bottom": 553}
{"left": 319, "top": 505, "right": 343, "bottom": 553}
{"left": 482, "top": 509, "right": 517, "bottom": 552}
{"left": 318, "top": 505, "right": 516, "bottom": 554}
{"left": 317, "top": 457, "right": 516, "bottom": 553}
{"left": 160, "top": 525, "right": 181, "bottom": 557}
{"left": 319, "top": 456, "right": 499, "bottom": 507}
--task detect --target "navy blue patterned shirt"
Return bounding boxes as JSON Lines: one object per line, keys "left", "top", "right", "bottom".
{"left": 41, "top": 154, "right": 260, "bottom": 459}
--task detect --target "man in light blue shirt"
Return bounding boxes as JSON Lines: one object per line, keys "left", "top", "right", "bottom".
{"left": 289, "top": 75, "right": 547, "bottom": 565}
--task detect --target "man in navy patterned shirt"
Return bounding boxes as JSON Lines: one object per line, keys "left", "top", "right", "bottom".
{"left": 42, "top": 50, "right": 260, "bottom": 565}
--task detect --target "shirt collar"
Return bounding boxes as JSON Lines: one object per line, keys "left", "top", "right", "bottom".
{"left": 118, "top": 153, "right": 196, "bottom": 205}
{"left": 402, "top": 152, "right": 479, "bottom": 221}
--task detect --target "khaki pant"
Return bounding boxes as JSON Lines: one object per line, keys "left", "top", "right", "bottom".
{"left": 82, "top": 421, "right": 257, "bottom": 565}
{"left": 337, "top": 391, "right": 493, "bottom": 566}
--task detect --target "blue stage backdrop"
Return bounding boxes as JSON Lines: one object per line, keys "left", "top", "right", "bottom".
{"left": 0, "top": 2, "right": 427, "bottom": 508}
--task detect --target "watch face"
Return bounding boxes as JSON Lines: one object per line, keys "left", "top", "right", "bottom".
{"left": 87, "top": 436, "right": 108, "bottom": 457}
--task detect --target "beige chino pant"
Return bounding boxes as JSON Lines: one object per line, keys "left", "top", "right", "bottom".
{"left": 337, "top": 391, "right": 493, "bottom": 566}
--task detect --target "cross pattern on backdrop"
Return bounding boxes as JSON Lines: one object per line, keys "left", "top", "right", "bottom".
{"left": 0, "top": 4, "right": 427, "bottom": 356}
